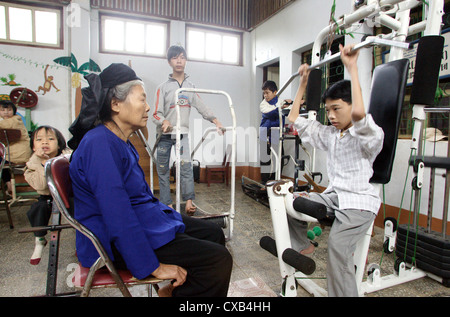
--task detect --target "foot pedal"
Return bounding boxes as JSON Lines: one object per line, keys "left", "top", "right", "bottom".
{"left": 293, "top": 196, "right": 327, "bottom": 220}
{"left": 282, "top": 248, "right": 316, "bottom": 275}
{"left": 260, "top": 236, "right": 316, "bottom": 275}
{"left": 260, "top": 236, "right": 278, "bottom": 257}
{"left": 180, "top": 203, "right": 229, "bottom": 228}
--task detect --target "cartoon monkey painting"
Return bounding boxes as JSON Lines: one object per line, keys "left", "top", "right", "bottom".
{"left": 36, "top": 64, "right": 60, "bottom": 95}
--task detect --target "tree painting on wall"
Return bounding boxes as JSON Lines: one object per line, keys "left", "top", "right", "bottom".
{"left": 53, "top": 54, "right": 101, "bottom": 116}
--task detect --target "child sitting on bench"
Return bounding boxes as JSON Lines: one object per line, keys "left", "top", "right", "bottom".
{"left": 287, "top": 44, "right": 384, "bottom": 297}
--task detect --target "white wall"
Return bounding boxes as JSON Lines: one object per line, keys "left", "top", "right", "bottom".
{"left": 0, "top": 21, "right": 71, "bottom": 141}
{"left": 89, "top": 11, "right": 253, "bottom": 167}
{"left": 0, "top": 1, "right": 253, "bottom": 167}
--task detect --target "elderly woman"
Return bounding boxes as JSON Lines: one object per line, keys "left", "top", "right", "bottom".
{"left": 68, "top": 63, "right": 232, "bottom": 297}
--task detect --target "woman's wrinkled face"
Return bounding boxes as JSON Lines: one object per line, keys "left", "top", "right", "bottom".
{"left": 116, "top": 85, "right": 150, "bottom": 132}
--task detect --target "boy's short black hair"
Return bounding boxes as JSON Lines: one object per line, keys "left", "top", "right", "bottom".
{"left": 321, "top": 79, "right": 352, "bottom": 104}
{"left": 262, "top": 80, "right": 278, "bottom": 92}
{"left": 167, "top": 45, "right": 187, "bottom": 62}
{"left": 30, "top": 125, "right": 67, "bottom": 156}
{"left": 0, "top": 100, "right": 17, "bottom": 115}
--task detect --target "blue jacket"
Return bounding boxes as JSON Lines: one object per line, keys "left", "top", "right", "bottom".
{"left": 260, "top": 97, "right": 284, "bottom": 128}
{"left": 70, "top": 125, "right": 185, "bottom": 279}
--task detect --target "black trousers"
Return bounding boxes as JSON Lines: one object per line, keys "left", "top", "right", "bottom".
{"left": 112, "top": 214, "right": 233, "bottom": 297}
{"left": 26, "top": 195, "right": 52, "bottom": 237}
{"left": 154, "top": 215, "right": 232, "bottom": 297}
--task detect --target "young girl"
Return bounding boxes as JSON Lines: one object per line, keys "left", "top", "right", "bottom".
{"left": 24, "top": 126, "right": 71, "bottom": 265}
{"left": 0, "top": 100, "right": 32, "bottom": 194}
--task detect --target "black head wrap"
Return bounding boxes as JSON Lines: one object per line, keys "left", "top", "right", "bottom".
{"left": 68, "top": 63, "right": 141, "bottom": 150}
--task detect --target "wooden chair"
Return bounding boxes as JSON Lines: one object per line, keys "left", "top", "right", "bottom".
{"left": 46, "top": 156, "right": 163, "bottom": 297}
{"left": 0, "top": 142, "right": 13, "bottom": 228}
{"left": 205, "top": 144, "right": 231, "bottom": 187}
{"left": 0, "top": 128, "right": 37, "bottom": 206}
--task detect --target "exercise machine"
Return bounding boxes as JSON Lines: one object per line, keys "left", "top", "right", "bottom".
{"left": 173, "top": 88, "right": 237, "bottom": 240}
{"left": 241, "top": 99, "right": 316, "bottom": 207}
{"left": 261, "top": 0, "right": 447, "bottom": 296}
{"left": 135, "top": 90, "right": 236, "bottom": 239}
{"left": 365, "top": 35, "right": 450, "bottom": 292}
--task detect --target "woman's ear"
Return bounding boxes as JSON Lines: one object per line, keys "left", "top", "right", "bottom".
{"left": 110, "top": 97, "right": 121, "bottom": 114}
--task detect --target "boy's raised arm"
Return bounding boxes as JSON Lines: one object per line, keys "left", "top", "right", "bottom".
{"left": 339, "top": 44, "right": 366, "bottom": 122}
{"left": 287, "top": 64, "right": 311, "bottom": 123}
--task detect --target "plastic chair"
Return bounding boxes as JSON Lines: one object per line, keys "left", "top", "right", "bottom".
{"left": 205, "top": 144, "right": 231, "bottom": 187}
{"left": 46, "top": 155, "right": 163, "bottom": 297}
{"left": 0, "top": 142, "right": 14, "bottom": 228}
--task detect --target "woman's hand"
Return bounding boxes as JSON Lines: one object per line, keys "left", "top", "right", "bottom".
{"left": 152, "top": 263, "right": 187, "bottom": 287}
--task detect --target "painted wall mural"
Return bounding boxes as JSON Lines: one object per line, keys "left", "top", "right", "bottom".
{"left": 0, "top": 50, "right": 100, "bottom": 136}
{"left": 0, "top": 50, "right": 101, "bottom": 120}
{"left": 35, "top": 65, "right": 60, "bottom": 95}
{"left": 1, "top": 74, "right": 21, "bottom": 86}
{"left": 53, "top": 54, "right": 101, "bottom": 116}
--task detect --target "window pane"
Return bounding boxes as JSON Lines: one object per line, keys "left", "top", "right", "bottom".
{"left": 205, "top": 33, "right": 221, "bottom": 62}
{"left": 0, "top": 6, "right": 5, "bottom": 39}
{"left": 35, "top": 10, "right": 58, "bottom": 44}
{"left": 223, "top": 35, "right": 238, "bottom": 63}
{"left": 125, "top": 22, "right": 144, "bottom": 53}
{"left": 9, "top": 7, "right": 32, "bottom": 42}
{"left": 102, "top": 15, "right": 167, "bottom": 57}
{"left": 186, "top": 26, "right": 242, "bottom": 65}
{"left": 188, "top": 30, "right": 205, "bottom": 59}
{"left": 146, "top": 24, "right": 165, "bottom": 55}
{"left": 104, "top": 19, "right": 124, "bottom": 51}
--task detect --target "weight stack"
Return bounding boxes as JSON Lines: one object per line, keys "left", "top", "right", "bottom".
{"left": 395, "top": 224, "right": 450, "bottom": 285}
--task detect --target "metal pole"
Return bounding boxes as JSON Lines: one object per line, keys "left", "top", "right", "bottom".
{"left": 174, "top": 88, "right": 237, "bottom": 239}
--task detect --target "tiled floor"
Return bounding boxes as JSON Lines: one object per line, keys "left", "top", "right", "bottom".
{"left": 0, "top": 182, "right": 449, "bottom": 297}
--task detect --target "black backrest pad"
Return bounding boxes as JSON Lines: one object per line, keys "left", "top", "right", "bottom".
{"left": 369, "top": 58, "right": 409, "bottom": 184}
{"left": 410, "top": 36, "right": 445, "bottom": 106}
{"left": 306, "top": 69, "right": 323, "bottom": 111}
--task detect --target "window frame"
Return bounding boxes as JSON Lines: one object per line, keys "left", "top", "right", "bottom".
{"left": 186, "top": 24, "right": 243, "bottom": 66}
{"left": 99, "top": 12, "right": 170, "bottom": 59}
{"left": 0, "top": 1, "right": 63, "bottom": 49}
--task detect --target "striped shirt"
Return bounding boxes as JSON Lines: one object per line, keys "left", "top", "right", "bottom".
{"left": 294, "top": 114, "right": 384, "bottom": 214}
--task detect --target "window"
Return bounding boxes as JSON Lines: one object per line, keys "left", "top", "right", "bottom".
{"left": 100, "top": 13, "right": 168, "bottom": 58}
{"left": 301, "top": 37, "right": 345, "bottom": 125}
{"left": 186, "top": 25, "right": 242, "bottom": 66}
{"left": 0, "top": 2, "right": 61, "bottom": 48}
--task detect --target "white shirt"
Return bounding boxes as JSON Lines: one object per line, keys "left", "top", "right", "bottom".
{"left": 294, "top": 114, "right": 384, "bottom": 214}
{"left": 260, "top": 99, "right": 281, "bottom": 114}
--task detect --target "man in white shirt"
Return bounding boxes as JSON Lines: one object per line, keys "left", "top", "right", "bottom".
{"left": 287, "top": 44, "right": 384, "bottom": 297}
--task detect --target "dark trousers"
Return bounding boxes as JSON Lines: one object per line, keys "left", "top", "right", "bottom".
{"left": 26, "top": 195, "right": 52, "bottom": 237}
{"left": 154, "top": 215, "right": 232, "bottom": 297}
{"left": 1, "top": 165, "right": 11, "bottom": 183}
